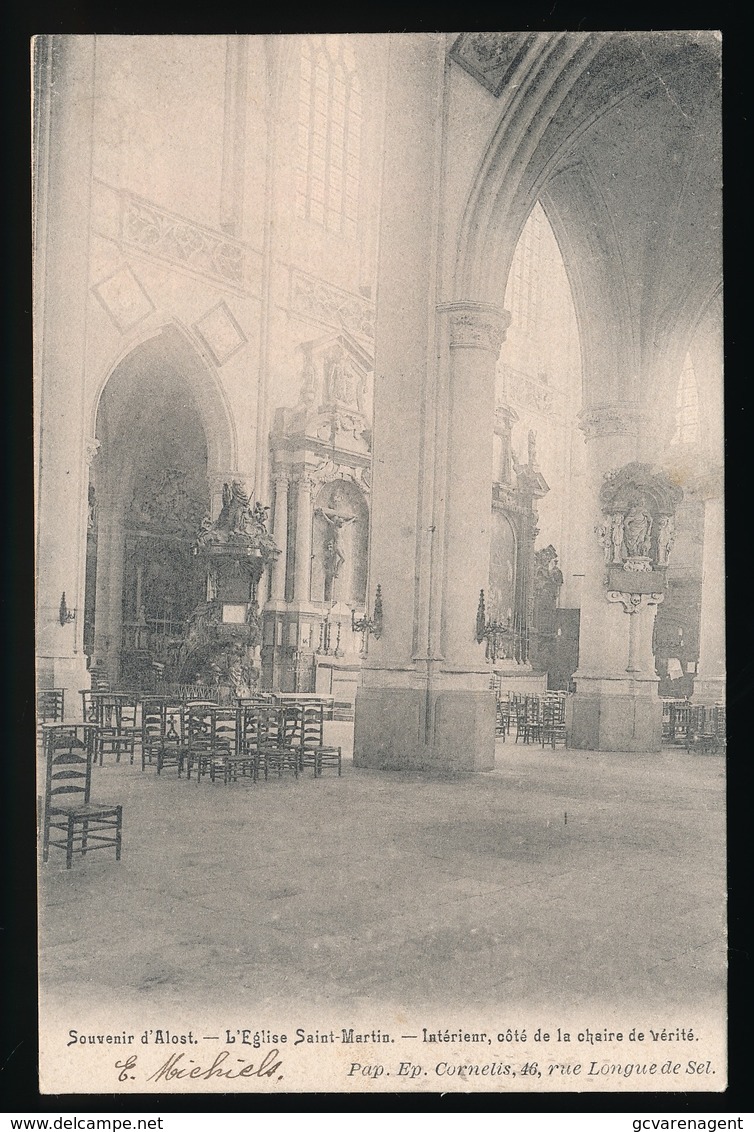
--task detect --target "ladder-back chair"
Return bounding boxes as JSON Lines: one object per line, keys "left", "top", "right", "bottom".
{"left": 41, "top": 724, "right": 123, "bottom": 869}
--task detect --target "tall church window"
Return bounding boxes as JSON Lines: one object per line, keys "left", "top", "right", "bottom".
{"left": 297, "top": 36, "right": 362, "bottom": 239}
{"left": 670, "top": 353, "right": 700, "bottom": 445}
{"left": 506, "top": 205, "right": 543, "bottom": 335}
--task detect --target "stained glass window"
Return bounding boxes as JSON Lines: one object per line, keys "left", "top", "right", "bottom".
{"left": 297, "top": 36, "right": 362, "bottom": 238}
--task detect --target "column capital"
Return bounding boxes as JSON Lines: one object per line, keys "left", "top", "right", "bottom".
{"left": 291, "top": 472, "right": 314, "bottom": 491}
{"left": 438, "top": 301, "right": 511, "bottom": 357}
{"left": 578, "top": 403, "right": 645, "bottom": 440}
{"left": 272, "top": 471, "right": 291, "bottom": 491}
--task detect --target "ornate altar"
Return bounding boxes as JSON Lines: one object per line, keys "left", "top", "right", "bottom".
{"left": 596, "top": 462, "right": 683, "bottom": 598}
{"left": 482, "top": 411, "right": 549, "bottom": 693}
{"left": 265, "top": 329, "right": 372, "bottom": 701}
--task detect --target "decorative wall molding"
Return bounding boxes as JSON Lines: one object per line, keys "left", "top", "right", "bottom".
{"left": 309, "top": 456, "right": 371, "bottom": 494}
{"left": 450, "top": 33, "right": 538, "bottom": 98}
{"left": 193, "top": 301, "right": 247, "bottom": 366}
{"left": 504, "top": 366, "right": 556, "bottom": 416}
{"left": 607, "top": 591, "right": 664, "bottom": 614}
{"left": 91, "top": 264, "right": 155, "bottom": 333}
{"left": 578, "top": 403, "right": 644, "bottom": 439}
{"left": 290, "top": 269, "right": 375, "bottom": 341}
{"left": 120, "top": 193, "right": 246, "bottom": 289}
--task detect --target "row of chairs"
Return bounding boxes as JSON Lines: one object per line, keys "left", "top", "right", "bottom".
{"left": 39, "top": 697, "right": 342, "bottom": 868}
{"left": 495, "top": 692, "right": 568, "bottom": 748}
{"left": 140, "top": 699, "right": 342, "bottom": 783}
{"left": 662, "top": 701, "right": 726, "bottom": 754}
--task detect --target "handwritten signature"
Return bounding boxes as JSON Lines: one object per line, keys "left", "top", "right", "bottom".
{"left": 115, "top": 1049, "right": 284, "bottom": 1083}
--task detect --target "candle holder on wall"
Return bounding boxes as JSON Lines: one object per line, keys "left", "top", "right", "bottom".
{"left": 476, "top": 589, "right": 525, "bottom": 663}
{"left": 352, "top": 584, "right": 383, "bottom": 641}
{"left": 59, "top": 592, "right": 76, "bottom": 626}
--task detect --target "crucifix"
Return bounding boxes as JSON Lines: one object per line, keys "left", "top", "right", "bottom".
{"left": 316, "top": 495, "right": 357, "bottom": 601}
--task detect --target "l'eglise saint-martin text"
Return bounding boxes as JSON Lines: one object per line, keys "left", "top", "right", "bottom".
{"left": 293, "top": 1029, "right": 392, "bottom": 1046}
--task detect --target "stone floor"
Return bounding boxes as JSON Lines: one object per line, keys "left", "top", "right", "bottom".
{"left": 38, "top": 726, "right": 726, "bottom": 1028}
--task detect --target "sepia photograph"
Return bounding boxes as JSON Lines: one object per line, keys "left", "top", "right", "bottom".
{"left": 32, "top": 31, "right": 725, "bottom": 1095}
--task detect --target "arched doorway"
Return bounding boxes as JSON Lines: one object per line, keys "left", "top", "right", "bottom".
{"left": 86, "top": 326, "right": 236, "bottom": 687}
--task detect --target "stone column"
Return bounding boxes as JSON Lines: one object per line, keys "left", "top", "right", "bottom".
{"left": 353, "top": 35, "right": 509, "bottom": 771}
{"left": 438, "top": 303, "right": 510, "bottom": 670}
{"left": 570, "top": 404, "right": 665, "bottom": 751}
{"left": 270, "top": 473, "right": 289, "bottom": 602}
{"left": 693, "top": 466, "right": 725, "bottom": 704}
{"left": 34, "top": 37, "right": 96, "bottom": 713}
{"left": 293, "top": 474, "right": 313, "bottom": 603}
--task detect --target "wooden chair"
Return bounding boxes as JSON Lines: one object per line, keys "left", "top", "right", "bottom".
{"left": 41, "top": 724, "right": 123, "bottom": 869}
{"left": 495, "top": 695, "right": 510, "bottom": 740}
{"left": 94, "top": 693, "right": 139, "bottom": 766}
{"left": 242, "top": 704, "right": 298, "bottom": 780}
{"left": 157, "top": 702, "right": 187, "bottom": 775}
{"left": 686, "top": 704, "right": 726, "bottom": 755}
{"left": 38, "top": 689, "right": 65, "bottom": 725}
{"left": 516, "top": 695, "right": 542, "bottom": 744}
{"left": 295, "top": 704, "right": 342, "bottom": 777}
{"left": 186, "top": 705, "right": 239, "bottom": 784}
{"left": 80, "top": 688, "right": 103, "bottom": 724}
{"left": 37, "top": 689, "right": 65, "bottom": 747}
{"left": 141, "top": 696, "right": 166, "bottom": 770}
{"left": 663, "top": 700, "right": 691, "bottom": 746}
{"left": 541, "top": 693, "right": 567, "bottom": 748}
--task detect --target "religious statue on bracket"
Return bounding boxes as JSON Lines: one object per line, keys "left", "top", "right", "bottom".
{"left": 596, "top": 462, "right": 682, "bottom": 595}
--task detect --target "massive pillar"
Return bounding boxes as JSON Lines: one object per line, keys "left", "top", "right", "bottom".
{"left": 353, "top": 35, "right": 506, "bottom": 771}
{"left": 570, "top": 405, "right": 666, "bottom": 752}
{"left": 34, "top": 37, "right": 96, "bottom": 714}
{"left": 693, "top": 465, "right": 725, "bottom": 704}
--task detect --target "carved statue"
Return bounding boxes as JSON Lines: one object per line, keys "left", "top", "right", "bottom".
{"left": 316, "top": 486, "right": 357, "bottom": 600}
{"left": 624, "top": 504, "right": 653, "bottom": 558}
{"left": 252, "top": 501, "right": 269, "bottom": 530}
{"left": 323, "top": 533, "right": 346, "bottom": 583}
{"left": 656, "top": 515, "right": 675, "bottom": 566}
{"left": 318, "top": 504, "right": 356, "bottom": 584}
{"left": 534, "top": 545, "right": 562, "bottom": 588}
{"left": 610, "top": 513, "right": 625, "bottom": 564}
{"left": 595, "top": 521, "right": 612, "bottom": 564}
{"left": 225, "top": 480, "right": 252, "bottom": 535}
{"left": 323, "top": 344, "right": 365, "bottom": 411}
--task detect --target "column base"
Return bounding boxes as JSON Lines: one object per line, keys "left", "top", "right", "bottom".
{"left": 570, "top": 677, "right": 663, "bottom": 752}
{"left": 354, "top": 685, "right": 495, "bottom": 772}
{"left": 693, "top": 675, "right": 725, "bottom": 705}
{"left": 36, "top": 654, "right": 91, "bottom": 722}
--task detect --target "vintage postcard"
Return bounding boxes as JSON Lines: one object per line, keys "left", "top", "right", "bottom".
{"left": 33, "top": 32, "right": 725, "bottom": 1094}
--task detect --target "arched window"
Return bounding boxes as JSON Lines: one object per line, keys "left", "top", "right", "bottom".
{"left": 296, "top": 36, "right": 362, "bottom": 239}
{"left": 506, "top": 204, "right": 543, "bottom": 335}
{"left": 670, "top": 353, "right": 700, "bottom": 446}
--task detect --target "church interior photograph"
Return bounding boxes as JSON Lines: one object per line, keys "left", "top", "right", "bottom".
{"left": 33, "top": 32, "right": 725, "bottom": 1092}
